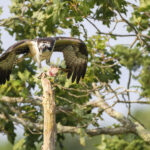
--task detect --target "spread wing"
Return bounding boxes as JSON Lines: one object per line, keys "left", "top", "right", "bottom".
{"left": 53, "top": 37, "right": 88, "bottom": 83}
{"left": 0, "top": 40, "right": 33, "bottom": 84}
{"left": 0, "top": 37, "right": 88, "bottom": 85}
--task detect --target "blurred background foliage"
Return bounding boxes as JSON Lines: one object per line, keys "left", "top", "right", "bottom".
{"left": 0, "top": 0, "right": 150, "bottom": 149}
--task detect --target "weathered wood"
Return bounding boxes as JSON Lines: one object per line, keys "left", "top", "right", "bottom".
{"left": 41, "top": 73, "right": 56, "bottom": 150}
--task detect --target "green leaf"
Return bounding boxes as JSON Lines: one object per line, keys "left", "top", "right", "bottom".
{"left": 13, "top": 138, "right": 25, "bottom": 150}
{"left": 0, "top": 7, "right": 2, "bottom": 15}
{"left": 5, "top": 121, "right": 16, "bottom": 144}
{"left": 78, "top": 128, "right": 87, "bottom": 146}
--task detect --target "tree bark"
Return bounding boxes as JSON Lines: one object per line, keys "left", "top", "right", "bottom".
{"left": 41, "top": 73, "right": 56, "bottom": 150}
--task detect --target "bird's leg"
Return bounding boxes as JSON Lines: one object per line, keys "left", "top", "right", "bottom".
{"left": 45, "top": 40, "right": 56, "bottom": 66}
{"left": 38, "top": 62, "right": 42, "bottom": 68}
{"left": 58, "top": 66, "right": 70, "bottom": 73}
{"left": 35, "top": 53, "right": 42, "bottom": 68}
{"left": 46, "top": 57, "right": 50, "bottom": 65}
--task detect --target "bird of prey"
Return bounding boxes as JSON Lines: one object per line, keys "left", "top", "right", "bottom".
{"left": 0, "top": 37, "right": 88, "bottom": 85}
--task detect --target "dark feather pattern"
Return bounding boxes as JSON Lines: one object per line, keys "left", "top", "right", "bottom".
{"left": 0, "top": 37, "right": 88, "bottom": 84}
{"left": 61, "top": 44, "right": 87, "bottom": 83}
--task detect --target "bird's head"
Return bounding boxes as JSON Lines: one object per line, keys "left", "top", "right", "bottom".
{"left": 38, "top": 42, "right": 52, "bottom": 53}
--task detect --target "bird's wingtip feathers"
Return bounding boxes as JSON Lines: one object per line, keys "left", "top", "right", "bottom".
{"left": 0, "top": 69, "right": 11, "bottom": 85}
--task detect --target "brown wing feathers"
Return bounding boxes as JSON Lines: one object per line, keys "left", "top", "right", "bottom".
{"left": 0, "top": 52, "right": 15, "bottom": 84}
{"left": 0, "top": 69, "right": 11, "bottom": 84}
{"left": 0, "top": 37, "right": 88, "bottom": 85}
{"left": 0, "top": 40, "right": 30, "bottom": 85}
{"left": 61, "top": 41, "right": 88, "bottom": 83}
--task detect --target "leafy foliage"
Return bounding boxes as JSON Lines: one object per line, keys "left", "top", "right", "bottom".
{"left": 97, "top": 134, "right": 150, "bottom": 150}
{"left": 112, "top": 45, "right": 142, "bottom": 71}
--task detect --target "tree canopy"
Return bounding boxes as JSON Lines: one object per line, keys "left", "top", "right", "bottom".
{"left": 0, "top": 0, "right": 150, "bottom": 149}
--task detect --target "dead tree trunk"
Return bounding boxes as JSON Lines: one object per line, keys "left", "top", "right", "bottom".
{"left": 41, "top": 73, "right": 56, "bottom": 150}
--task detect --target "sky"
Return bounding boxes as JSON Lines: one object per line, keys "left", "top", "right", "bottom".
{"left": 0, "top": 0, "right": 149, "bottom": 144}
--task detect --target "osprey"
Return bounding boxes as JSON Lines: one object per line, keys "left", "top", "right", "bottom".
{"left": 0, "top": 37, "right": 88, "bottom": 85}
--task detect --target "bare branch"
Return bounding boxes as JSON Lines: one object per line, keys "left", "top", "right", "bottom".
{"left": 0, "top": 113, "right": 42, "bottom": 132}
{"left": 117, "top": 100, "right": 150, "bottom": 104}
{"left": 0, "top": 96, "right": 41, "bottom": 106}
{"left": 86, "top": 126, "right": 134, "bottom": 136}
{"left": 41, "top": 73, "right": 56, "bottom": 150}
{"left": 85, "top": 18, "right": 137, "bottom": 37}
